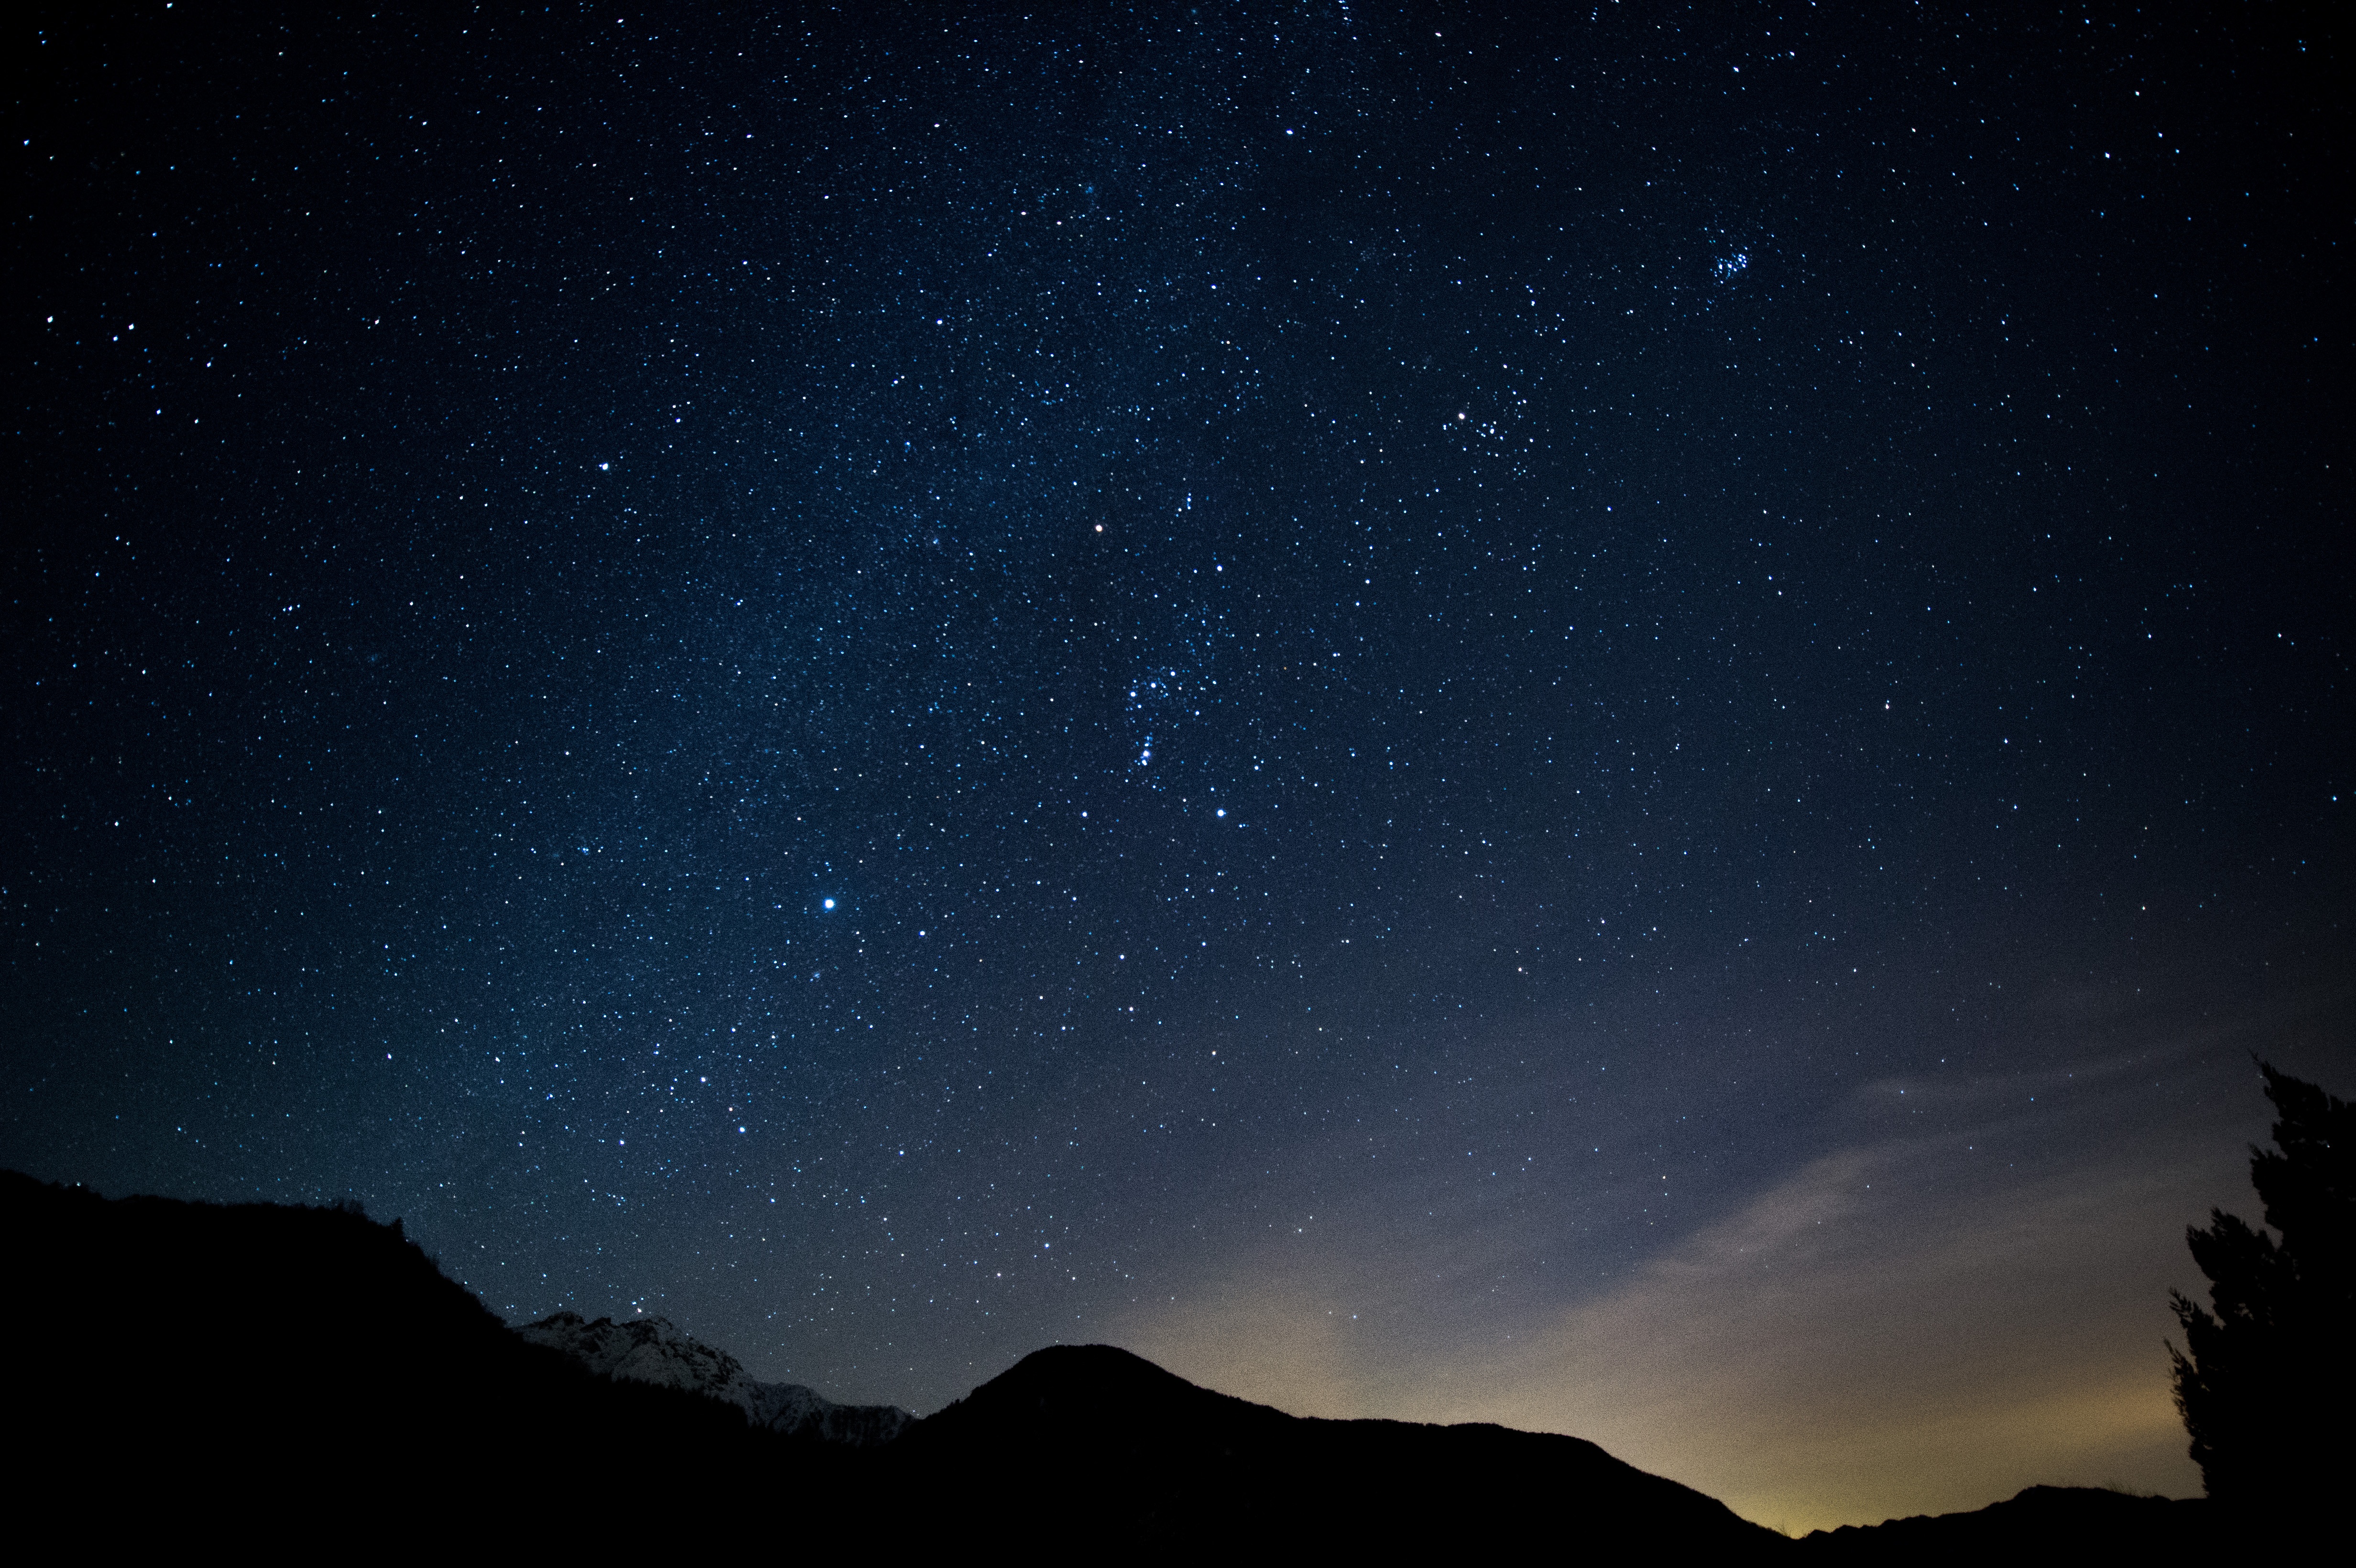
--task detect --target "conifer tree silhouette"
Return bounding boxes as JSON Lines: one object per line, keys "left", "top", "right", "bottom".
{"left": 2168, "top": 1061, "right": 2352, "bottom": 1511}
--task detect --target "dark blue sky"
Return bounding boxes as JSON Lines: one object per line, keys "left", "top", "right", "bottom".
{"left": 6, "top": 1, "right": 2345, "bottom": 1531}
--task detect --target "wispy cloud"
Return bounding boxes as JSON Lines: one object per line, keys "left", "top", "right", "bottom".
{"left": 1113, "top": 1038, "right": 2271, "bottom": 1533}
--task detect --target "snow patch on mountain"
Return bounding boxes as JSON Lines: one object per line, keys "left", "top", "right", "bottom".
{"left": 519, "top": 1312, "right": 912, "bottom": 1445}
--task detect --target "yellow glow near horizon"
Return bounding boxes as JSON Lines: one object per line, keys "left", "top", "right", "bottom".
{"left": 1112, "top": 1113, "right": 2217, "bottom": 1535}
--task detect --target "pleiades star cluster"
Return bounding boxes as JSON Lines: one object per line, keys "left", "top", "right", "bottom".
{"left": 6, "top": 2, "right": 2345, "bottom": 1532}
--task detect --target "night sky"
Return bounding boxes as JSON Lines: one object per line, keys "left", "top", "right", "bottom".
{"left": 7, "top": 1, "right": 2347, "bottom": 1533}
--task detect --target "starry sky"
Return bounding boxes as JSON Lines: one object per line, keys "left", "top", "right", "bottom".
{"left": 6, "top": 0, "right": 2347, "bottom": 1534}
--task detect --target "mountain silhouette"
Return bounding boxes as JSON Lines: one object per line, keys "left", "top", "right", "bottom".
{"left": 10, "top": 1172, "right": 2236, "bottom": 1553}
{"left": 1800, "top": 1483, "right": 2226, "bottom": 1559}
{"left": 5, "top": 1170, "right": 837, "bottom": 1545}
{"left": 894, "top": 1343, "right": 1787, "bottom": 1553}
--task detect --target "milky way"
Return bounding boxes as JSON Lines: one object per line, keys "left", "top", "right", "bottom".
{"left": 7, "top": 4, "right": 2345, "bottom": 1532}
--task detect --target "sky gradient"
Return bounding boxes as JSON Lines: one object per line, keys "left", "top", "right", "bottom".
{"left": 6, "top": 2, "right": 2347, "bottom": 1534}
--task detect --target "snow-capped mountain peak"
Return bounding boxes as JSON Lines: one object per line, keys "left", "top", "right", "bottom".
{"left": 519, "top": 1312, "right": 912, "bottom": 1446}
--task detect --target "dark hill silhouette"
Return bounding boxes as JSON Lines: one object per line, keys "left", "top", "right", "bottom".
{"left": 12, "top": 1172, "right": 1788, "bottom": 1552}
{"left": 895, "top": 1343, "right": 1789, "bottom": 1555}
{"left": 4, "top": 1171, "right": 851, "bottom": 1544}
{"left": 19, "top": 1171, "right": 2250, "bottom": 1554}
{"left": 1799, "top": 1484, "right": 2225, "bottom": 1559}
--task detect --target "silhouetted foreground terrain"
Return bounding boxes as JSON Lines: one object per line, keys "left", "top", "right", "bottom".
{"left": 896, "top": 1339, "right": 1780, "bottom": 1552}
{"left": 1800, "top": 1485, "right": 2226, "bottom": 1560}
{"left": 7, "top": 1171, "right": 830, "bottom": 1540}
{"left": 11, "top": 1174, "right": 2238, "bottom": 1552}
